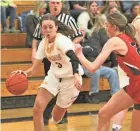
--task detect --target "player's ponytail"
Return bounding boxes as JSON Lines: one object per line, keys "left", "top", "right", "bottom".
{"left": 107, "top": 12, "right": 136, "bottom": 40}
{"left": 57, "top": 21, "right": 74, "bottom": 37}
{"left": 124, "top": 23, "right": 136, "bottom": 40}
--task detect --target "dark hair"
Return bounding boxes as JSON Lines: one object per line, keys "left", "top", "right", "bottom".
{"left": 130, "top": 2, "right": 140, "bottom": 13}
{"left": 107, "top": 12, "right": 136, "bottom": 39}
{"left": 40, "top": 14, "right": 74, "bottom": 37}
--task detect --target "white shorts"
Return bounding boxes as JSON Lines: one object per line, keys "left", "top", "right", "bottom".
{"left": 40, "top": 71, "right": 81, "bottom": 108}
{"left": 118, "top": 66, "right": 129, "bottom": 88}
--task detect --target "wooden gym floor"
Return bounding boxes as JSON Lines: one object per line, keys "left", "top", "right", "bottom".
{"left": 1, "top": 103, "right": 132, "bottom": 131}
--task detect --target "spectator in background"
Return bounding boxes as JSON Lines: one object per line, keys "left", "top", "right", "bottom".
{"left": 127, "top": 2, "right": 140, "bottom": 23}
{"left": 81, "top": 14, "right": 119, "bottom": 104}
{"left": 69, "top": 1, "right": 87, "bottom": 22}
{"left": 0, "top": 0, "right": 19, "bottom": 33}
{"left": 132, "top": 4, "right": 140, "bottom": 46}
{"left": 107, "top": 6, "right": 120, "bottom": 15}
{"left": 77, "top": 1, "right": 99, "bottom": 38}
{"left": 102, "top": 5, "right": 121, "bottom": 17}
{"left": 120, "top": 1, "right": 135, "bottom": 14}
{"left": 101, "top": 0, "right": 120, "bottom": 15}
{"left": 120, "top": 1, "right": 140, "bottom": 23}
{"left": 25, "top": 1, "right": 47, "bottom": 47}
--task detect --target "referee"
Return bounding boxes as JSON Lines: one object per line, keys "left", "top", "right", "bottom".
{"left": 31, "top": 0, "right": 84, "bottom": 125}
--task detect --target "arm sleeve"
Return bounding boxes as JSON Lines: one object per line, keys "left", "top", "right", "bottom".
{"left": 66, "top": 50, "right": 79, "bottom": 74}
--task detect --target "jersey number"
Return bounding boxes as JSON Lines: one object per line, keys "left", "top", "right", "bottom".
{"left": 55, "top": 62, "right": 62, "bottom": 68}
{"left": 130, "top": 42, "right": 140, "bottom": 55}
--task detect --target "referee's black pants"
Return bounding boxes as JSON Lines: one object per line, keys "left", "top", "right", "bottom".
{"left": 43, "top": 58, "right": 68, "bottom": 124}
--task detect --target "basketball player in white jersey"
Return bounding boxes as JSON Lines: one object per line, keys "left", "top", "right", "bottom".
{"left": 13, "top": 14, "right": 83, "bottom": 131}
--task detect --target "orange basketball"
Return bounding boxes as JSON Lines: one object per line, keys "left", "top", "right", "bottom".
{"left": 6, "top": 73, "right": 28, "bottom": 95}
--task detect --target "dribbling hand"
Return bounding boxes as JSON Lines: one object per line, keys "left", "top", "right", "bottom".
{"left": 11, "top": 70, "right": 28, "bottom": 77}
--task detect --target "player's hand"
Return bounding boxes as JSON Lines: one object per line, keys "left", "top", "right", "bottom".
{"left": 74, "top": 73, "right": 82, "bottom": 91}
{"left": 11, "top": 70, "right": 28, "bottom": 77}
{"left": 74, "top": 44, "right": 83, "bottom": 57}
{"left": 79, "top": 27, "right": 86, "bottom": 38}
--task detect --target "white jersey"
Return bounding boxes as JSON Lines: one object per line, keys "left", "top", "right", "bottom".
{"left": 36, "top": 33, "right": 83, "bottom": 78}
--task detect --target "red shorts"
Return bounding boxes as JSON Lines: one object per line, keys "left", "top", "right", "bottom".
{"left": 124, "top": 78, "right": 140, "bottom": 104}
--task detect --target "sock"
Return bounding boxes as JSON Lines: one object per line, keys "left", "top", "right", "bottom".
{"left": 112, "top": 124, "right": 122, "bottom": 130}
{"left": 89, "top": 92, "right": 97, "bottom": 95}
{"left": 51, "top": 116, "right": 62, "bottom": 124}
{"left": 89, "top": 92, "right": 93, "bottom": 95}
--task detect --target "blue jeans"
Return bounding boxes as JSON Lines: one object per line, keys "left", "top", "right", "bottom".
{"left": 83, "top": 66, "right": 120, "bottom": 95}
{"left": 1, "top": 6, "right": 16, "bottom": 28}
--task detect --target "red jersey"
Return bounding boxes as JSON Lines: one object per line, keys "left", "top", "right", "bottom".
{"left": 117, "top": 34, "right": 140, "bottom": 80}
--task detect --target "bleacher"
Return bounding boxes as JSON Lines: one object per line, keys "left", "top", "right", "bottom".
{"left": 1, "top": 1, "right": 110, "bottom": 109}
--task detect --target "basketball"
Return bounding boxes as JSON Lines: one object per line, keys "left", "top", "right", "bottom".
{"left": 6, "top": 73, "right": 28, "bottom": 95}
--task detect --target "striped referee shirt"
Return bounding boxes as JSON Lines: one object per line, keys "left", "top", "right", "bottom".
{"left": 33, "top": 12, "right": 82, "bottom": 40}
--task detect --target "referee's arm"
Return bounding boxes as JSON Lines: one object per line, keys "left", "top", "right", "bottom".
{"left": 68, "top": 16, "right": 84, "bottom": 44}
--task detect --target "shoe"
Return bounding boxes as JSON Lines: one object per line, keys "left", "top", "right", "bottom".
{"left": 90, "top": 93, "right": 100, "bottom": 104}
{"left": 9, "top": 27, "right": 20, "bottom": 33}
{"left": 84, "top": 94, "right": 93, "bottom": 103}
{"left": 57, "top": 118, "right": 68, "bottom": 124}
{"left": 44, "top": 120, "right": 49, "bottom": 126}
{"left": 112, "top": 128, "right": 121, "bottom": 131}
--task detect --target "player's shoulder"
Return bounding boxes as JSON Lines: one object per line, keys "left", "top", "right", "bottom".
{"left": 38, "top": 38, "right": 46, "bottom": 47}
{"left": 108, "top": 37, "right": 125, "bottom": 44}
{"left": 56, "top": 33, "right": 72, "bottom": 42}
{"left": 104, "top": 37, "right": 126, "bottom": 49}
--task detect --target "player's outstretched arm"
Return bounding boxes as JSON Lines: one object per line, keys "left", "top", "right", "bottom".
{"left": 75, "top": 38, "right": 117, "bottom": 73}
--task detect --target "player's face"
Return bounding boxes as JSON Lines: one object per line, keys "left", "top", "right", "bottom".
{"left": 41, "top": 20, "right": 58, "bottom": 40}
{"left": 106, "top": 21, "right": 115, "bottom": 37}
{"left": 49, "top": 0, "right": 63, "bottom": 16}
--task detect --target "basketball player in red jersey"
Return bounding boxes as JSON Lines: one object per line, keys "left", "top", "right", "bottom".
{"left": 75, "top": 12, "right": 140, "bottom": 131}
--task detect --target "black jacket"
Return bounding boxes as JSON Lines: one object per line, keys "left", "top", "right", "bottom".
{"left": 25, "top": 15, "right": 40, "bottom": 47}
{"left": 82, "top": 28, "right": 117, "bottom": 67}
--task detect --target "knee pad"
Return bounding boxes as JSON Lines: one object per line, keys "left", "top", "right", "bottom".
{"left": 134, "top": 104, "right": 140, "bottom": 110}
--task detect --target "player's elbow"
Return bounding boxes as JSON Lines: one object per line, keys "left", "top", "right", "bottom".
{"left": 86, "top": 65, "right": 95, "bottom": 73}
